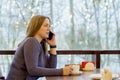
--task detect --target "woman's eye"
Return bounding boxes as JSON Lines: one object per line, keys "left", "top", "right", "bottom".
{"left": 44, "top": 24, "right": 49, "bottom": 27}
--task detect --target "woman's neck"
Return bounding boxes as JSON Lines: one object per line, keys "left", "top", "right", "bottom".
{"left": 34, "top": 35, "right": 42, "bottom": 43}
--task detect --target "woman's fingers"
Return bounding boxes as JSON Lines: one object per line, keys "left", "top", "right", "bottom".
{"left": 67, "top": 66, "right": 73, "bottom": 74}
{"left": 63, "top": 66, "right": 73, "bottom": 76}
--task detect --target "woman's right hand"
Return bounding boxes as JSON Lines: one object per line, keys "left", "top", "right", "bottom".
{"left": 63, "top": 66, "right": 73, "bottom": 76}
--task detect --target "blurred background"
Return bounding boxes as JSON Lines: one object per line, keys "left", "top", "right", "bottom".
{"left": 0, "top": 0, "right": 120, "bottom": 78}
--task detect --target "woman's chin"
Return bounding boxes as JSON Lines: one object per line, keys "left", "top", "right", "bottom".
{"left": 43, "top": 36, "right": 48, "bottom": 39}
{"left": 46, "top": 36, "right": 49, "bottom": 38}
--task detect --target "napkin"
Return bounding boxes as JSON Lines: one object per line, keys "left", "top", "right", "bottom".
{"left": 102, "top": 69, "right": 112, "bottom": 80}
{"left": 84, "top": 62, "right": 94, "bottom": 71}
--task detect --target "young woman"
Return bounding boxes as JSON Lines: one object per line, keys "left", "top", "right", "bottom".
{"left": 6, "top": 15, "right": 73, "bottom": 80}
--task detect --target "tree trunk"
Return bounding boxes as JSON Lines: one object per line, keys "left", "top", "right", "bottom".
{"left": 69, "top": 0, "right": 75, "bottom": 63}
{"left": 104, "top": 0, "right": 110, "bottom": 66}
{"left": 93, "top": 0, "right": 101, "bottom": 49}
{"left": 50, "top": 0, "right": 54, "bottom": 31}
{"left": 113, "top": 0, "right": 120, "bottom": 64}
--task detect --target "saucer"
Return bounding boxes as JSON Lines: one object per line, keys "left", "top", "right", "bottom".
{"left": 82, "top": 68, "right": 94, "bottom": 71}
{"left": 70, "top": 71, "right": 83, "bottom": 75}
{"left": 89, "top": 73, "right": 119, "bottom": 79}
{"left": 89, "top": 74, "right": 101, "bottom": 79}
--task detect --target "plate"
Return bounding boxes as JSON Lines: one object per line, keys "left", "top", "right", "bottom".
{"left": 82, "top": 68, "right": 94, "bottom": 71}
{"left": 89, "top": 74, "right": 101, "bottom": 79}
{"left": 70, "top": 71, "right": 83, "bottom": 75}
{"left": 89, "top": 73, "right": 119, "bottom": 79}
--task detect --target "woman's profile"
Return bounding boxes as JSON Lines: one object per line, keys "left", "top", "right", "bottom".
{"left": 6, "top": 15, "right": 73, "bottom": 80}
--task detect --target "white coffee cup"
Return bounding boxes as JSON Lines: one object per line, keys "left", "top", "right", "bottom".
{"left": 71, "top": 64, "right": 80, "bottom": 74}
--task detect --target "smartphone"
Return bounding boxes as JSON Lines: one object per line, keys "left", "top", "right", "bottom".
{"left": 47, "top": 31, "right": 54, "bottom": 40}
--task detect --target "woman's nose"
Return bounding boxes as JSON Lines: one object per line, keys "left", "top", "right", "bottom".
{"left": 48, "top": 26, "right": 51, "bottom": 31}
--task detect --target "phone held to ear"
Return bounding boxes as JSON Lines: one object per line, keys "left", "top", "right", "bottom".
{"left": 47, "top": 31, "right": 54, "bottom": 40}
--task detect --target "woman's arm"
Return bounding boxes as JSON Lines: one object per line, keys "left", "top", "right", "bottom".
{"left": 24, "top": 38, "right": 63, "bottom": 76}
{"left": 46, "top": 53, "right": 57, "bottom": 68}
{"left": 46, "top": 35, "right": 58, "bottom": 68}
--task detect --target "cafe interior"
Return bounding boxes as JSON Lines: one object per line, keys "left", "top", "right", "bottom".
{"left": 0, "top": 0, "right": 120, "bottom": 80}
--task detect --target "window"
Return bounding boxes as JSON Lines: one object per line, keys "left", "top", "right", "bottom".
{"left": 0, "top": 0, "right": 120, "bottom": 78}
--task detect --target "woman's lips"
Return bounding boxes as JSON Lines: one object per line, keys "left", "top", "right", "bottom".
{"left": 47, "top": 32, "right": 49, "bottom": 35}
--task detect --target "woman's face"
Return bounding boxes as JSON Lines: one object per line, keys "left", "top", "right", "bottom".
{"left": 37, "top": 18, "right": 50, "bottom": 39}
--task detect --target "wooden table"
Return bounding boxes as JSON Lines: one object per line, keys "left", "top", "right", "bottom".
{"left": 46, "top": 69, "right": 101, "bottom": 80}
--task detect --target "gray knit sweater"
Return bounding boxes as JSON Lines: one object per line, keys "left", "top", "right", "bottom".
{"left": 6, "top": 37, "right": 63, "bottom": 80}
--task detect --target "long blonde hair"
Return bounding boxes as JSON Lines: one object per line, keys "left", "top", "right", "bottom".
{"left": 26, "top": 15, "right": 50, "bottom": 53}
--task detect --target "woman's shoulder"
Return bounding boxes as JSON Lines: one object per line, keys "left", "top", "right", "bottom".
{"left": 24, "top": 37, "right": 39, "bottom": 44}
{"left": 24, "top": 37, "right": 41, "bottom": 50}
{"left": 25, "top": 37, "right": 38, "bottom": 42}
{"left": 26, "top": 37, "right": 35, "bottom": 40}
{"left": 19, "top": 37, "right": 38, "bottom": 46}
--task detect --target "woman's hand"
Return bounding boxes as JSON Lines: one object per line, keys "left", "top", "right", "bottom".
{"left": 46, "top": 35, "right": 56, "bottom": 46}
{"left": 63, "top": 66, "right": 73, "bottom": 76}
{"left": 46, "top": 35, "right": 56, "bottom": 55}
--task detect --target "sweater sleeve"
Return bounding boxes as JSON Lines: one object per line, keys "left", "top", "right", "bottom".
{"left": 46, "top": 54, "right": 57, "bottom": 68}
{"left": 23, "top": 38, "right": 63, "bottom": 76}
